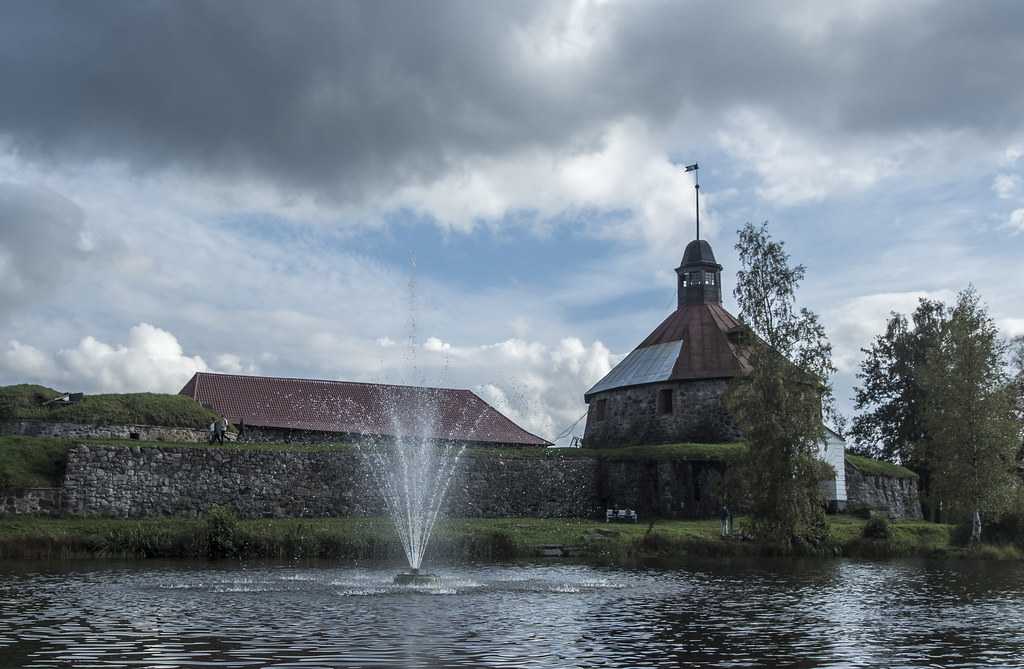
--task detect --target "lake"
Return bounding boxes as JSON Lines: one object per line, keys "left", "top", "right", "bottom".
{"left": 1, "top": 558, "right": 1022, "bottom": 668}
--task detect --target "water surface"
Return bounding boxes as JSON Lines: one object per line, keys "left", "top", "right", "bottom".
{"left": 1, "top": 559, "right": 1022, "bottom": 668}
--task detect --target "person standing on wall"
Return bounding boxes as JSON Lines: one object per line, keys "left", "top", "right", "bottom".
{"left": 214, "top": 415, "right": 228, "bottom": 444}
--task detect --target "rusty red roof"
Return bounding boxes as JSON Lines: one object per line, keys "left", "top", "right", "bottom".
{"left": 639, "top": 302, "right": 753, "bottom": 380}
{"left": 585, "top": 302, "right": 754, "bottom": 399}
{"left": 180, "top": 372, "right": 550, "bottom": 446}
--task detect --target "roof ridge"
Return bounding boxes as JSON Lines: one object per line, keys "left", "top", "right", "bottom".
{"left": 194, "top": 370, "right": 470, "bottom": 394}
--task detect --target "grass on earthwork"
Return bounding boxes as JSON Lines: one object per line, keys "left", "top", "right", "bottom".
{"left": 0, "top": 436, "right": 70, "bottom": 488}
{"left": 844, "top": 453, "right": 918, "bottom": 479}
{"left": 461, "top": 442, "right": 746, "bottom": 462}
{"left": 0, "top": 384, "right": 220, "bottom": 429}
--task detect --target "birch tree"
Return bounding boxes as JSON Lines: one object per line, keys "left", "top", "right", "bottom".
{"left": 921, "top": 288, "right": 1018, "bottom": 542}
{"left": 725, "top": 222, "right": 837, "bottom": 547}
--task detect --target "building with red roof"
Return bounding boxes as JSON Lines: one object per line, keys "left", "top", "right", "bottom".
{"left": 180, "top": 372, "right": 550, "bottom": 448}
{"left": 582, "top": 235, "right": 847, "bottom": 508}
{"left": 583, "top": 238, "right": 751, "bottom": 447}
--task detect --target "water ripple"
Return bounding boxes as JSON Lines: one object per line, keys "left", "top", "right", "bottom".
{"left": 0, "top": 560, "right": 1022, "bottom": 668}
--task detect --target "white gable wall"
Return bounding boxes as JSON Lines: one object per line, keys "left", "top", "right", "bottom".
{"left": 817, "top": 428, "right": 848, "bottom": 503}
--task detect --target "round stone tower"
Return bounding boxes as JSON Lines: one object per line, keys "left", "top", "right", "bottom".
{"left": 582, "top": 238, "right": 750, "bottom": 447}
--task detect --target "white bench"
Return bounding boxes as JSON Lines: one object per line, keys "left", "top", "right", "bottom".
{"left": 605, "top": 508, "right": 638, "bottom": 523}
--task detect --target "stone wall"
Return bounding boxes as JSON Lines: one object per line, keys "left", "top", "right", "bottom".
{"left": 844, "top": 462, "right": 922, "bottom": 520}
{"left": 601, "top": 459, "right": 732, "bottom": 517}
{"left": 583, "top": 379, "right": 742, "bottom": 448}
{"left": 0, "top": 488, "right": 62, "bottom": 516}
{"left": 1, "top": 420, "right": 210, "bottom": 443}
{"left": 58, "top": 444, "right": 921, "bottom": 520}
{"left": 62, "top": 445, "right": 602, "bottom": 519}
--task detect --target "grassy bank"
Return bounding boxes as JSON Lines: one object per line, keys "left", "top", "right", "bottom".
{"left": 845, "top": 453, "right": 918, "bottom": 479}
{"left": 0, "top": 384, "right": 219, "bottom": 429}
{"left": 0, "top": 514, "right": 1017, "bottom": 563}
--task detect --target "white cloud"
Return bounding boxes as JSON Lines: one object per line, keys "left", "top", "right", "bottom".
{"left": 1009, "top": 208, "right": 1024, "bottom": 232}
{"left": 56, "top": 323, "right": 208, "bottom": 393}
{"left": 1, "top": 340, "right": 60, "bottom": 381}
{"left": 386, "top": 119, "right": 702, "bottom": 246}
{"left": 214, "top": 353, "right": 257, "bottom": 375}
{"left": 411, "top": 335, "right": 617, "bottom": 441}
{"left": 824, "top": 290, "right": 956, "bottom": 374}
{"left": 1001, "top": 318, "right": 1024, "bottom": 338}
{"left": 1006, "top": 145, "right": 1024, "bottom": 165}
{"left": 1, "top": 323, "right": 211, "bottom": 393}
{"left": 716, "top": 109, "right": 987, "bottom": 206}
{"left": 423, "top": 337, "right": 451, "bottom": 353}
{"left": 993, "top": 174, "right": 1021, "bottom": 199}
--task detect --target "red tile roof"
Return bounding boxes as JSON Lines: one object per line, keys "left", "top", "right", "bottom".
{"left": 179, "top": 372, "right": 550, "bottom": 446}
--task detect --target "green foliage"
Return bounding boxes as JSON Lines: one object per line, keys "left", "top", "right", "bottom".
{"left": 0, "top": 384, "right": 219, "bottom": 428}
{"left": 845, "top": 453, "right": 918, "bottom": 480}
{"left": 0, "top": 436, "right": 69, "bottom": 488}
{"left": 849, "top": 299, "right": 944, "bottom": 464}
{"left": 204, "top": 505, "right": 242, "bottom": 558}
{"left": 725, "top": 222, "right": 835, "bottom": 547}
{"left": 920, "top": 288, "right": 1019, "bottom": 527}
{"left": 862, "top": 515, "right": 892, "bottom": 541}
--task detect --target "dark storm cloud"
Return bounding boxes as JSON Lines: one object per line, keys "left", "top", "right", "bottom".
{"left": 2, "top": 1, "right": 1023, "bottom": 203}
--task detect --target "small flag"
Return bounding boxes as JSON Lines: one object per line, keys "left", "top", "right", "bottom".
{"left": 684, "top": 163, "right": 698, "bottom": 172}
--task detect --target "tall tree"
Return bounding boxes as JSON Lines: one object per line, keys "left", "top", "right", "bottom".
{"left": 920, "top": 288, "right": 1019, "bottom": 541}
{"left": 849, "top": 299, "right": 945, "bottom": 464}
{"left": 725, "top": 222, "right": 837, "bottom": 547}
{"left": 1010, "top": 335, "right": 1024, "bottom": 428}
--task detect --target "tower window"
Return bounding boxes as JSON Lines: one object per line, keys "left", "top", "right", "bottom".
{"left": 657, "top": 388, "right": 673, "bottom": 415}
{"left": 594, "top": 399, "right": 607, "bottom": 421}
{"left": 706, "top": 273, "right": 715, "bottom": 286}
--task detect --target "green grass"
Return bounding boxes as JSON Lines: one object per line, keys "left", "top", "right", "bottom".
{"left": 0, "top": 384, "right": 219, "bottom": 429}
{"left": 845, "top": 453, "right": 918, "bottom": 479}
{"left": 0, "top": 514, "right": 1001, "bottom": 562}
{"left": 0, "top": 436, "right": 70, "bottom": 488}
{"left": 465, "top": 442, "right": 746, "bottom": 461}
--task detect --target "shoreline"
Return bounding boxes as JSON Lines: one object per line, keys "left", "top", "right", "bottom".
{"left": 1, "top": 515, "right": 1019, "bottom": 563}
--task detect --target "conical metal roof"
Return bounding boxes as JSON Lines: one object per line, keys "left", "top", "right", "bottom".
{"left": 584, "top": 302, "right": 753, "bottom": 399}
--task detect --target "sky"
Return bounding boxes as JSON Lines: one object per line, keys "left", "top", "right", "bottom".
{"left": 1, "top": 1, "right": 1023, "bottom": 443}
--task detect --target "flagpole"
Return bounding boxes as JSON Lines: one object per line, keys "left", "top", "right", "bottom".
{"left": 695, "top": 168, "right": 700, "bottom": 241}
{"left": 684, "top": 162, "right": 700, "bottom": 241}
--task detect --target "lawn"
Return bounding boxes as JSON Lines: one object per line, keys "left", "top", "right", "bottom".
{"left": 0, "top": 514, "right": 982, "bottom": 562}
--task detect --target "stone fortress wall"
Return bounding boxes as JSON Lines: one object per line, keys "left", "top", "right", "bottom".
{"left": 1, "top": 420, "right": 921, "bottom": 520}
{"left": 583, "top": 380, "right": 743, "bottom": 448}
{"left": 1, "top": 419, "right": 211, "bottom": 443}
{"left": 55, "top": 443, "right": 921, "bottom": 520}
{"left": 844, "top": 464, "right": 922, "bottom": 520}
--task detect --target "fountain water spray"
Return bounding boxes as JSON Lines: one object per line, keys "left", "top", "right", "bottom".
{"left": 360, "top": 433, "right": 464, "bottom": 573}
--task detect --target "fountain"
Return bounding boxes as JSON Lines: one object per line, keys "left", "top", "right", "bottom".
{"left": 358, "top": 390, "right": 466, "bottom": 585}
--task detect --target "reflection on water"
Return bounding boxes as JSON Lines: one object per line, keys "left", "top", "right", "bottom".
{"left": 1, "top": 559, "right": 1022, "bottom": 668}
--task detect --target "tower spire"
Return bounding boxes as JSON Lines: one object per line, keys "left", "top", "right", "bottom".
{"left": 684, "top": 163, "right": 699, "bottom": 240}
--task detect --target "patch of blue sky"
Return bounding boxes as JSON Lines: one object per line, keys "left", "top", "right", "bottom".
{"left": 346, "top": 207, "right": 633, "bottom": 293}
